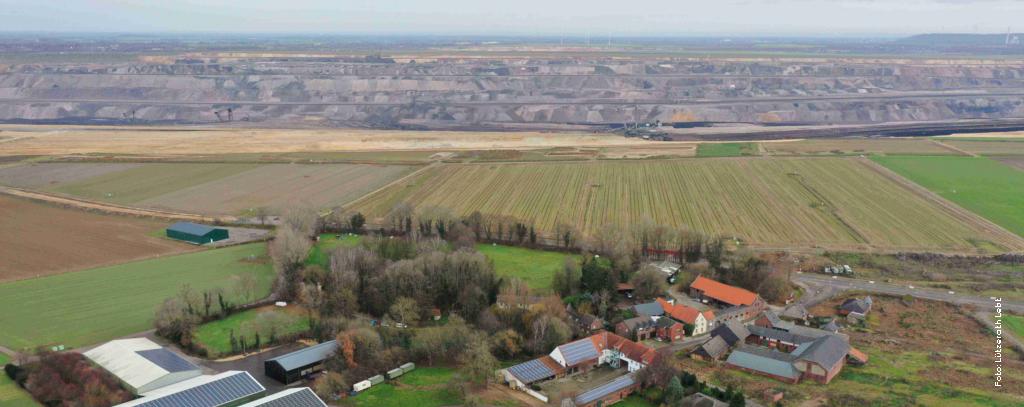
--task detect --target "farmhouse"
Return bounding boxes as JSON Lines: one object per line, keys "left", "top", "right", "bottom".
{"left": 657, "top": 298, "right": 714, "bottom": 335}
{"left": 689, "top": 276, "right": 765, "bottom": 322}
{"left": 502, "top": 331, "right": 655, "bottom": 394}
{"left": 615, "top": 316, "right": 657, "bottom": 341}
{"left": 839, "top": 296, "right": 873, "bottom": 319}
{"left": 166, "top": 222, "right": 229, "bottom": 245}
{"left": 237, "top": 388, "right": 326, "bottom": 407}
{"left": 84, "top": 338, "right": 202, "bottom": 395}
{"left": 693, "top": 335, "right": 729, "bottom": 361}
{"left": 632, "top": 301, "right": 666, "bottom": 318}
{"left": 116, "top": 370, "right": 265, "bottom": 407}
{"left": 727, "top": 334, "right": 852, "bottom": 384}
{"left": 709, "top": 320, "right": 750, "bottom": 347}
{"left": 264, "top": 340, "right": 338, "bottom": 384}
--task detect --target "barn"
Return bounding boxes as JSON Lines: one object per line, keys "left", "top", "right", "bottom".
{"left": 166, "top": 222, "right": 229, "bottom": 245}
{"left": 264, "top": 340, "right": 338, "bottom": 384}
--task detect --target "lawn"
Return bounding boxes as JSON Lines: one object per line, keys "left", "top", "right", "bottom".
{"left": 348, "top": 367, "right": 460, "bottom": 407}
{"left": 872, "top": 155, "right": 1024, "bottom": 238}
{"left": 476, "top": 244, "right": 579, "bottom": 293}
{"left": 1006, "top": 315, "right": 1024, "bottom": 340}
{"left": 352, "top": 158, "right": 1024, "bottom": 253}
{"left": 193, "top": 306, "right": 310, "bottom": 357}
{"left": 696, "top": 142, "right": 757, "bottom": 157}
{"left": 615, "top": 396, "right": 657, "bottom": 406}
{"left": 0, "top": 353, "right": 39, "bottom": 407}
{"left": 306, "top": 234, "right": 363, "bottom": 268}
{"left": 0, "top": 243, "right": 274, "bottom": 350}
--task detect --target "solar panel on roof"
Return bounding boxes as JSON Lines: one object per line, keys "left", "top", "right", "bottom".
{"left": 574, "top": 374, "right": 635, "bottom": 404}
{"left": 506, "top": 358, "right": 555, "bottom": 384}
{"left": 134, "top": 372, "right": 264, "bottom": 407}
{"left": 559, "top": 339, "right": 599, "bottom": 366}
{"left": 241, "top": 388, "right": 326, "bottom": 407}
{"left": 136, "top": 349, "right": 200, "bottom": 373}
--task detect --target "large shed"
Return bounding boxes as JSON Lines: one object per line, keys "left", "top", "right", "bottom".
{"left": 237, "top": 388, "right": 327, "bottom": 407}
{"left": 166, "top": 222, "right": 229, "bottom": 245}
{"left": 264, "top": 340, "right": 339, "bottom": 384}
{"left": 84, "top": 338, "right": 202, "bottom": 395}
{"left": 115, "top": 370, "right": 266, "bottom": 407}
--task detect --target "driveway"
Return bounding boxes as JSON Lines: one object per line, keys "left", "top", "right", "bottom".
{"left": 199, "top": 342, "right": 307, "bottom": 392}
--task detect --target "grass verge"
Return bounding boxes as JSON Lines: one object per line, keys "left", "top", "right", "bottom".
{"left": 696, "top": 143, "right": 757, "bottom": 157}
{"left": 193, "top": 305, "right": 310, "bottom": 358}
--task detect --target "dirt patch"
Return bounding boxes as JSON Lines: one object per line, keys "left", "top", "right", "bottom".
{"left": 0, "top": 195, "right": 195, "bottom": 281}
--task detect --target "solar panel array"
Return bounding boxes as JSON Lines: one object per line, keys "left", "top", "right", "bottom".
{"left": 136, "top": 349, "right": 200, "bottom": 373}
{"left": 574, "top": 374, "right": 636, "bottom": 405}
{"left": 134, "top": 372, "right": 265, "bottom": 407}
{"left": 245, "top": 388, "right": 326, "bottom": 407}
{"left": 506, "top": 358, "right": 555, "bottom": 384}
{"left": 559, "top": 339, "right": 599, "bottom": 366}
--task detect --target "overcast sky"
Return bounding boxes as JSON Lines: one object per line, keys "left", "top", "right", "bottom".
{"left": 0, "top": 0, "right": 1021, "bottom": 36}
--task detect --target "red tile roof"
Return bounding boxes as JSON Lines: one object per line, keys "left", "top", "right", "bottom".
{"left": 691, "top": 276, "right": 759, "bottom": 306}
{"left": 657, "top": 298, "right": 708, "bottom": 324}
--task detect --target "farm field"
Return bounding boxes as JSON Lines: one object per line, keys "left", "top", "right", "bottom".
{"left": 351, "top": 158, "right": 1024, "bottom": 253}
{"left": 0, "top": 243, "right": 274, "bottom": 350}
{"left": 943, "top": 140, "right": 1024, "bottom": 155}
{"left": 0, "top": 353, "right": 39, "bottom": 407}
{"left": 996, "top": 156, "right": 1024, "bottom": 171}
{"left": 764, "top": 138, "right": 957, "bottom": 156}
{"left": 696, "top": 142, "right": 757, "bottom": 157}
{"left": 193, "top": 305, "right": 309, "bottom": 357}
{"left": 347, "top": 367, "right": 461, "bottom": 407}
{"left": 476, "top": 244, "right": 580, "bottom": 293}
{"left": 0, "top": 162, "right": 415, "bottom": 215}
{"left": 872, "top": 155, "right": 1024, "bottom": 238}
{"left": 0, "top": 125, "right": 646, "bottom": 156}
{"left": 0, "top": 195, "right": 193, "bottom": 281}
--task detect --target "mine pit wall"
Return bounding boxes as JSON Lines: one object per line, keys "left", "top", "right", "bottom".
{"left": 0, "top": 59, "right": 1022, "bottom": 130}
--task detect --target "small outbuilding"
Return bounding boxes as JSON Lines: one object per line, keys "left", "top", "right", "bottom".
{"left": 166, "top": 222, "right": 229, "bottom": 245}
{"left": 264, "top": 340, "right": 338, "bottom": 384}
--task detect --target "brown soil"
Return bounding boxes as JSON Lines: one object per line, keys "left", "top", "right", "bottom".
{"left": 0, "top": 195, "right": 196, "bottom": 281}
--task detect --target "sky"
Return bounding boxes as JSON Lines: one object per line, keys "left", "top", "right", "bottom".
{"left": 0, "top": 0, "right": 1022, "bottom": 36}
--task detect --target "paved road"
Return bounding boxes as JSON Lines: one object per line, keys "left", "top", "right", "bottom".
{"left": 792, "top": 273, "right": 1024, "bottom": 313}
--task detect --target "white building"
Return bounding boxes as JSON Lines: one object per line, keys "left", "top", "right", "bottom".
{"left": 84, "top": 338, "right": 202, "bottom": 395}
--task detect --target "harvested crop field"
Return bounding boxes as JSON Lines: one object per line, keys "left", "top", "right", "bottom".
{"left": 0, "top": 162, "right": 415, "bottom": 215}
{"left": 944, "top": 139, "right": 1024, "bottom": 155}
{"left": 0, "top": 195, "right": 193, "bottom": 281}
{"left": 350, "top": 157, "right": 1024, "bottom": 253}
{"left": 763, "top": 138, "right": 957, "bottom": 156}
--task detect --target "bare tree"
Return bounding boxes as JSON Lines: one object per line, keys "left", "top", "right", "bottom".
{"left": 630, "top": 264, "right": 668, "bottom": 300}
{"left": 234, "top": 272, "right": 258, "bottom": 304}
{"left": 254, "top": 206, "right": 270, "bottom": 226}
{"left": 388, "top": 297, "right": 421, "bottom": 325}
{"left": 282, "top": 205, "right": 321, "bottom": 237}
{"left": 272, "top": 225, "right": 313, "bottom": 300}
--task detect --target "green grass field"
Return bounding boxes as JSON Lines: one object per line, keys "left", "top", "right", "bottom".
{"left": 352, "top": 158, "right": 1024, "bottom": 252}
{"left": 615, "top": 396, "right": 657, "bottom": 407}
{"left": 0, "top": 243, "right": 274, "bottom": 350}
{"left": 348, "top": 367, "right": 460, "bottom": 407}
{"left": 872, "top": 155, "right": 1024, "bottom": 238}
{"left": 306, "top": 234, "right": 363, "bottom": 268}
{"left": 193, "top": 306, "right": 309, "bottom": 357}
{"left": 0, "top": 354, "right": 39, "bottom": 407}
{"left": 1006, "top": 315, "right": 1024, "bottom": 340}
{"left": 476, "top": 244, "right": 579, "bottom": 292}
{"left": 696, "top": 142, "right": 757, "bottom": 157}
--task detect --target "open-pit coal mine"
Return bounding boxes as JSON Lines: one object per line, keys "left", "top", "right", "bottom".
{"left": 1, "top": 55, "right": 1023, "bottom": 138}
